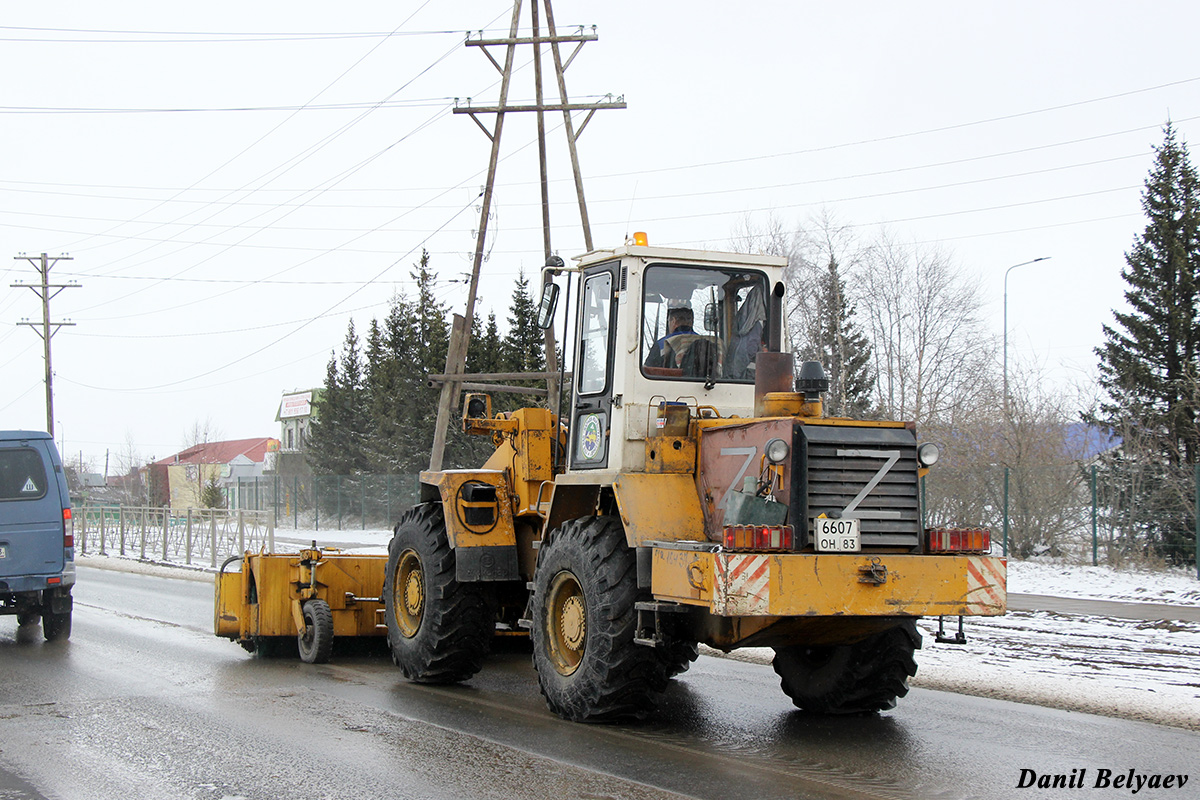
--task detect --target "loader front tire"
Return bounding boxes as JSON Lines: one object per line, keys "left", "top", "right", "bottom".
{"left": 383, "top": 503, "right": 491, "bottom": 684}
{"left": 772, "top": 619, "right": 921, "bottom": 714}
{"left": 298, "top": 599, "right": 334, "bottom": 664}
{"left": 532, "top": 516, "right": 664, "bottom": 722}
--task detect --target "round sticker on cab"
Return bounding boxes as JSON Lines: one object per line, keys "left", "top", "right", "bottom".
{"left": 579, "top": 414, "right": 603, "bottom": 461}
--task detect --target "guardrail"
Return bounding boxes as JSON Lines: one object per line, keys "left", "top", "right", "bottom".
{"left": 77, "top": 506, "right": 274, "bottom": 568}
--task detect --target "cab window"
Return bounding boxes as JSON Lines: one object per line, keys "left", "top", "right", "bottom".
{"left": 641, "top": 265, "right": 768, "bottom": 383}
{"left": 577, "top": 271, "right": 613, "bottom": 395}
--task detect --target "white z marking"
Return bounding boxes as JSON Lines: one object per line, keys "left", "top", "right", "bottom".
{"left": 836, "top": 449, "right": 902, "bottom": 520}
{"left": 717, "top": 446, "right": 758, "bottom": 510}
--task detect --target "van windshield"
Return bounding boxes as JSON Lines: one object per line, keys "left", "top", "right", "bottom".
{"left": 0, "top": 448, "right": 47, "bottom": 501}
{"left": 641, "top": 264, "right": 768, "bottom": 384}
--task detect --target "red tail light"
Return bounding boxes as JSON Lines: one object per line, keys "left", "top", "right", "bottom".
{"left": 63, "top": 507, "right": 74, "bottom": 548}
{"left": 927, "top": 527, "right": 990, "bottom": 553}
{"left": 723, "top": 524, "right": 794, "bottom": 551}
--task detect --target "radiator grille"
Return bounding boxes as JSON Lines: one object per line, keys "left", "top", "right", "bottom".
{"left": 795, "top": 425, "right": 922, "bottom": 551}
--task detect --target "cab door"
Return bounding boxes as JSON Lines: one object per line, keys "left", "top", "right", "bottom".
{"left": 570, "top": 262, "right": 618, "bottom": 470}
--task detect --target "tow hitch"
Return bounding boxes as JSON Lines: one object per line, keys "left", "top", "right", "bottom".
{"left": 935, "top": 615, "right": 967, "bottom": 645}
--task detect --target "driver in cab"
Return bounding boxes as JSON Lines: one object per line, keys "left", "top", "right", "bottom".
{"left": 645, "top": 306, "right": 704, "bottom": 371}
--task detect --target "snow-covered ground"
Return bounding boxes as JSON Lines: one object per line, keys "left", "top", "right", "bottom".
{"left": 83, "top": 531, "right": 1200, "bottom": 731}
{"left": 1008, "top": 558, "right": 1200, "bottom": 606}
{"left": 919, "top": 558, "right": 1200, "bottom": 730}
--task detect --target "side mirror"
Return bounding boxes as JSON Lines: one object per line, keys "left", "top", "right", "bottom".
{"left": 703, "top": 302, "right": 718, "bottom": 333}
{"left": 536, "top": 282, "right": 560, "bottom": 330}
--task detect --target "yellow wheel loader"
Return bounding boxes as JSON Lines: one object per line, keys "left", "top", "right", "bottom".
{"left": 384, "top": 238, "right": 1006, "bottom": 722}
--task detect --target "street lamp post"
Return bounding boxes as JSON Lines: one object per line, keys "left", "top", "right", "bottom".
{"left": 1003, "top": 257, "right": 1051, "bottom": 416}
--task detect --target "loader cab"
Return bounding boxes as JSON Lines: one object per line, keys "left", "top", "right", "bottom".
{"left": 559, "top": 242, "right": 788, "bottom": 474}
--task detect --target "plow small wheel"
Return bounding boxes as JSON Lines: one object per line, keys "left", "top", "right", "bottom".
{"left": 298, "top": 599, "right": 334, "bottom": 664}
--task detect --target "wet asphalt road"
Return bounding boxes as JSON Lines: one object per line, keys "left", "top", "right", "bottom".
{"left": 0, "top": 566, "right": 1194, "bottom": 800}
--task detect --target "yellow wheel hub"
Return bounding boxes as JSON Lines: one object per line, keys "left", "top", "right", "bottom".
{"left": 559, "top": 595, "right": 586, "bottom": 650}
{"left": 393, "top": 549, "right": 424, "bottom": 638}
{"left": 546, "top": 571, "right": 586, "bottom": 675}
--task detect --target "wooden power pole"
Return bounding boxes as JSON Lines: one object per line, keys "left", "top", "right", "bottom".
{"left": 11, "top": 253, "right": 78, "bottom": 438}
{"left": 428, "top": 0, "right": 623, "bottom": 470}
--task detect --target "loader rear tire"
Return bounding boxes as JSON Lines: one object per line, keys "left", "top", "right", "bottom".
{"left": 298, "top": 599, "right": 334, "bottom": 664}
{"left": 658, "top": 639, "right": 700, "bottom": 679}
{"left": 383, "top": 503, "right": 492, "bottom": 684}
{"left": 532, "top": 516, "right": 665, "bottom": 722}
{"left": 772, "top": 619, "right": 921, "bottom": 714}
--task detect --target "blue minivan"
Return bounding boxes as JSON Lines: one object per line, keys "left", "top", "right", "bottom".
{"left": 0, "top": 430, "right": 74, "bottom": 640}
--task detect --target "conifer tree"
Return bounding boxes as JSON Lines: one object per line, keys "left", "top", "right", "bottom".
{"left": 467, "top": 311, "right": 504, "bottom": 376}
{"left": 307, "top": 320, "right": 372, "bottom": 475}
{"left": 1093, "top": 123, "right": 1200, "bottom": 564}
{"left": 799, "top": 256, "right": 876, "bottom": 418}
{"left": 501, "top": 270, "right": 546, "bottom": 374}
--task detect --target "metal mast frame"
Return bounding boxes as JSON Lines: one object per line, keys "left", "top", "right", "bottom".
{"left": 428, "top": 0, "right": 623, "bottom": 470}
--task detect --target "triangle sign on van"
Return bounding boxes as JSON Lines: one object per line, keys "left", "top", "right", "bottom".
{"left": 21, "top": 477, "right": 38, "bottom": 493}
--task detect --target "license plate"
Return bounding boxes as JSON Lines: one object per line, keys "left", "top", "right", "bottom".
{"left": 813, "top": 518, "right": 860, "bottom": 552}
{"left": 0, "top": 546, "right": 6, "bottom": 559}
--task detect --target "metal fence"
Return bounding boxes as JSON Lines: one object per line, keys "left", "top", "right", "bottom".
{"left": 82, "top": 463, "right": 1199, "bottom": 574}
{"left": 78, "top": 506, "right": 274, "bottom": 568}
{"left": 230, "top": 474, "right": 420, "bottom": 531}
{"left": 925, "top": 463, "right": 1200, "bottom": 572}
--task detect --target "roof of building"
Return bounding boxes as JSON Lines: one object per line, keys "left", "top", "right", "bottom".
{"left": 154, "top": 437, "right": 276, "bottom": 467}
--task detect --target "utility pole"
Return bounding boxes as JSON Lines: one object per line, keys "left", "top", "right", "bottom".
{"left": 428, "top": 0, "right": 624, "bottom": 470}
{"left": 11, "top": 253, "right": 78, "bottom": 438}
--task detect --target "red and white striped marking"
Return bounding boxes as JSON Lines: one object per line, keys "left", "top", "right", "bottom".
{"left": 965, "top": 556, "right": 1007, "bottom": 613}
{"left": 713, "top": 553, "right": 771, "bottom": 615}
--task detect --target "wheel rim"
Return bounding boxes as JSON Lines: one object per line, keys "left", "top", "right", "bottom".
{"left": 546, "top": 570, "right": 586, "bottom": 675}
{"left": 393, "top": 549, "right": 424, "bottom": 638}
{"left": 300, "top": 610, "right": 316, "bottom": 651}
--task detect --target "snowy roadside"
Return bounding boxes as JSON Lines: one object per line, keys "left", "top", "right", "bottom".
{"left": 708, "top": 558, "right": 1200, "bottom": 731}
{"left": 709, "top": 610, "right": 1200, "bottom": 732}
{"left": 80, "top": 537, "right": 1200, "bottom": 730}
{"left": 1008, "top": 558, "right": 1200, "bottom": 606}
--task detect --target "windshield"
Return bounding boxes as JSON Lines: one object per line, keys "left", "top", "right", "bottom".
{"left": 641, "top": 265, "right": 769, "bottom": 384}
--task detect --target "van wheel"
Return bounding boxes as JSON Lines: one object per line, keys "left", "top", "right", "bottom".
{"left": 17, "top": 613, "right": 39, "bottom": 627}
{"left": 298, "top": 599, "right": 334, "bottom": 664}
{"left": 42, "top": 609, "right": 72, "bottom": 641}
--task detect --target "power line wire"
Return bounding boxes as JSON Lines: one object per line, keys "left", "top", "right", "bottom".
{"left": 61, "top": 195, "right": 480, "bottom": 391}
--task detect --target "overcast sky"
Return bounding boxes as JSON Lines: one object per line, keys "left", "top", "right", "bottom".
{"left": 1, "top": 2, "right": 1197, "bottom": 470}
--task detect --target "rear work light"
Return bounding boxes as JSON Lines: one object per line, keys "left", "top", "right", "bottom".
{"left": 63, "top": 507, "right": 74, "bottom": 548}
{"left": 723, "top": 524, "right": 795, "bottom": 551}
{"left": 926, "top": 527, "right": 991, "bottom": 554}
